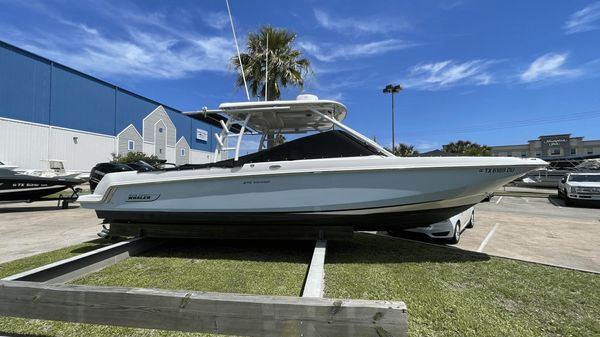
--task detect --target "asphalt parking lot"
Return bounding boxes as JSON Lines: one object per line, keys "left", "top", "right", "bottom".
{"left": 1, "top": 196, "right": 599, "bottom": 273}
{"left": 458, "top": 195, "right": 600, "bottom": 273}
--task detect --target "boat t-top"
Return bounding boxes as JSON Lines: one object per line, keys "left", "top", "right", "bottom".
{"left": 78, "top": 95, "right": 547, "bottom": 235}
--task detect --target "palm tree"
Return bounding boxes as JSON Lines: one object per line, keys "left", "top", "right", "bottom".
{"left": 231, "top": 25, "right": 312, "bottom": 101}
{"left": 392, "top": 143, "right": 420, "bottom": 157}
{"left": 443, "top": 140, "right": 491, "bottom": 156}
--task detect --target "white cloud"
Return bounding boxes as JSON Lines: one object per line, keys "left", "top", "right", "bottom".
{"left": 564, "top": 2, "right": 600, "bottom": 34}
{"left": 202, "top": 12, "right": 230, "bottom": 30}
{"left": 520, "top": 53, "right": 580, "bottom": 83}
{"left": 401, "top": 60, "right": 494, "bottom": 90}
{"left": 299, "top": 39, "right": 415, "bottom": 62}
{"left": 313, "top": 9, "right": 409, "bottom": 34}
{"left": 2, "top": 4, "right": 235, "bottom": 80}
{"left": 15, "top": 26, "right": 234, "bottom": 79}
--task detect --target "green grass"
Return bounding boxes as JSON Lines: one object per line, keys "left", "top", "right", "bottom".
{"left": 72, "top": 239, "right": 312, "bottom": 296}
{"left": 2, "top": 235, "right": 599, "bottom": 337}
{"left": 0, "top": 239, "right": 311, "bottom": 337}
{"left": 0, "top": 239, "right": 115, "bottom": 279}
{"left": 324, "top": 233, "right": 600, "bottom": 337}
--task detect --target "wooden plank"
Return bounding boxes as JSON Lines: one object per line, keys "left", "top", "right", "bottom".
{"left": 0, "top": 281, "right": 407, "bottom": 337}
{"left": 110, "top": 223, "right": 354, "bottom": 240}
{"left": 1, "top": 237, "right": 161, "bottom": 284}
{"left": 302, "top": 240, "right": 327, "bottom": 298}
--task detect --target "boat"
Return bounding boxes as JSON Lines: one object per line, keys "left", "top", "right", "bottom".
{"left": 0, "top": 169, "right": 85, "bottom": 202}
{"left": 22, "top": 159, "right": 88, "bottom": 179}
{"left": 78, "top": 96, "right": 547, "bottom": 234}
{"left": 0, "top": 161, "right": 18, "bottom": 172}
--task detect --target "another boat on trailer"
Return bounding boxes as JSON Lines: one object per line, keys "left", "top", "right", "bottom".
{"left": 78, "top": 95, "right": 546, "bottom": 234}
{"left": 0, "top": 169, "right": 84, "bottom": 202}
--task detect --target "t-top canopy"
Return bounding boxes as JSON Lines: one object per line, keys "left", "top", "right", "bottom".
{"left": 184, "top": 96, "right": 347, "bottom": 134}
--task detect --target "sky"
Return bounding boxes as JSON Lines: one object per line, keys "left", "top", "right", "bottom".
{"left": 1, "top": 0, "right": 600, "bottom": 152}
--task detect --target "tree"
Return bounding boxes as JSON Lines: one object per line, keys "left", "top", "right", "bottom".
{"left": 231, "top": 25, "right": 312, "bottom": 101}
{"left": 111, "top": 152, "right": 158, "bottom": 164}
{"left": 231, "top": 26, "right": 312, "bottom": 148}
{"left": 392, "top": 143, "right": 420, "bottom": 157}
{"left": 442, "top": 140, "right": 491, "bottom": 156}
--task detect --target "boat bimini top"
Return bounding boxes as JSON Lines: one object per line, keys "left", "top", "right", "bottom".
{"left": 184, "top": 94, "right": 394, "bottom": 162}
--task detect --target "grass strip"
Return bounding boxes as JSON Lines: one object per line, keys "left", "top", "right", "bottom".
{"left": 325, "top": 233, "right": 600, "bottom": 337}
{"left": 72, "top": 239, "right": 312, "bottom": 296}
{"left": 1, "top": 239, "right": 311, "bottom": 337}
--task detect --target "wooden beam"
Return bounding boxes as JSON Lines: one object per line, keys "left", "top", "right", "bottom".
{"left": 302, "top": 240, "right": 327, "bottom": 298}
{"left": 110, "top": 223, "right": 354, "bottom": 240}
{"left": 0, "top": 281, "right": 407, "bottom": 337}
{"left": 2, "top": 237, "right": 161, "bottom": 284}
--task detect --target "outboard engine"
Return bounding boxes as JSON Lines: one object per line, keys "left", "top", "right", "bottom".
{"left": 89, "top": 163, "right": 134, "bottom": 192}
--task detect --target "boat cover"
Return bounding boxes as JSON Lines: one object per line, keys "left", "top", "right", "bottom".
{"left": 173, "top": 130, "right": 383, "bottom": 170}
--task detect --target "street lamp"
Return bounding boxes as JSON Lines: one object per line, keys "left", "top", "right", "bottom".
{"left": 383, "top": 84, "right": 402, "bottom": 150}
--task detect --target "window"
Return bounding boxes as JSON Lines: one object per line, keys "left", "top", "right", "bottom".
{"left": 521, "top": 151, "right": 527, "bottom": 157}
{"left": 159, "top": 149, "right": 163, "bottom": 154}
{"left": 588, "top": 148, "right": 594, "bottom": 155}
{"left": 159, "top": 127, "right": 163, "bottom": 133}
{"left": 128, "top": 140, "right": 135, "bottom": 151}
{"left": 570, "top": 148, "right": 576, "bottom": 155}
{"left": 535, "top": 152, "right": 541, "bottom": 157}
{"left": 180, "top": 148, "right": 186, "bottom": 157}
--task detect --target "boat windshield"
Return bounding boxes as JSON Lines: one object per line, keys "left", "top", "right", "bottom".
{"left": 569, "top": 175, "right": 600, "bottom": 182}
{"left": 171, "top": 130, "right": 383, "bottom": 171}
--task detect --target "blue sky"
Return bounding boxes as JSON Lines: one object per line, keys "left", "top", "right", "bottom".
{"left": 1, "top": 0, "right": 600, "bottom": 151}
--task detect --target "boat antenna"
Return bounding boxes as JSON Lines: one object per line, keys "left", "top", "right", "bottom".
{"left": 265, "top": 32, "right": 268, "bottom": 101}
{"left": 225, "top": 0, "right": 250, "bottom": 101}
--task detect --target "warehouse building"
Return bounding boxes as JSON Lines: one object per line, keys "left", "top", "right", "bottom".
{"left": 491, "top": 134, "right": 600, "bottom": 159}
{"left": 0, "top": 40, "right": 221, "bottom": 172}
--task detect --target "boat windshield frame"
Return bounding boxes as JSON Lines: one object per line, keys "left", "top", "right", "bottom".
{"left": 184, "top": 99, "right": 394, "bottom": 162}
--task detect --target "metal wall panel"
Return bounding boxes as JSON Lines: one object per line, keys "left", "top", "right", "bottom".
{"left": 0, "top": 42, "right": 51, "bottom": 124}
{"left": 115, "top": 90, "right": 157, "bottom": 136}
{"left": 0, "top": 119, "right": 49, "bottom": 170}
{"left": 50, "top": 65, "right": 116, "bottom": 135}
{"left": 48, "top": 128, "right": 115, "bottom": 171}
{"left": 1, "top": 40, "right": 221, "bottom": 170}
{"left": 190, "top": 119, "right": 214, "bottom": 152}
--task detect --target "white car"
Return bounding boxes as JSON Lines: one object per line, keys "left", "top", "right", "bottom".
{"left": 558, "top": 172, "right": 600, "bottom": 206}
{"left": 389, "top": 207, "right": 475, "bottom": 244}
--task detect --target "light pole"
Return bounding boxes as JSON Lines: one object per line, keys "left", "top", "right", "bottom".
{"left": 383, "top": 84, "right": 402, "bottom": 150}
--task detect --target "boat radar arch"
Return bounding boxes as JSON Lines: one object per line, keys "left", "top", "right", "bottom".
{"left": 183, "top": 96, "right": 392, "bottom": 161}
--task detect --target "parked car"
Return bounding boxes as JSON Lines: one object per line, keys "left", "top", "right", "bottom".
{"left": 389, "top": 207, "right": 474, "bottom": 244}
{"left": 558, "top": 173, "right": 600, "bottom": 206}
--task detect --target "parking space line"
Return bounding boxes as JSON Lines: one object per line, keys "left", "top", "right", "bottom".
{"left": 478, "top": 223, "right": 499, "bottom": 253}
{"left": 495, "top": 196, "right": 503, "bottom": 204}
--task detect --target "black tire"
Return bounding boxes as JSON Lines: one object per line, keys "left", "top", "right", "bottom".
{"left": 564, "top": 196, "right": 573, "bottom": 206}
{"left": 466, "top": 211, "right": 474, "bottom": 229}
{"left": 447, "top": 221, "right": 461, "bottom": 244}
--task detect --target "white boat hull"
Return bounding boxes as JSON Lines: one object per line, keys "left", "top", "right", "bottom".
{"left": 79, "top": 156, "right": 545, "bottom": 230}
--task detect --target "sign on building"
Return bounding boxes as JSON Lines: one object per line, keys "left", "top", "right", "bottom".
{"left": 196, "top": 128, "right": 208, "bottom": 142}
